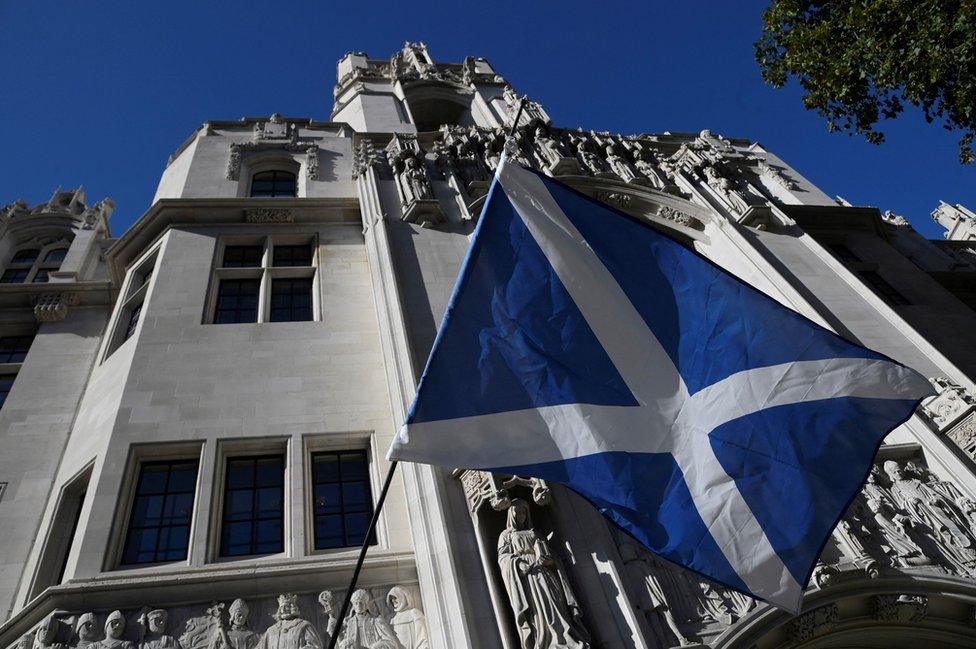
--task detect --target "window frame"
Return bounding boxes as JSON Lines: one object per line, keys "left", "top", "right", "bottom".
{"left": 0, "top": 239, "right": 73, "bottom": 284}
{"left": 0, "top": 325, "right": 37, "bottom": 410}
{"left": 209, "top": 437, "right": 290, "bottom": 563}
{"left": 249, "top": 170, "right": 298, "bottom": 198}
{"left": 303, "top": 432, "right": 381, "bottom": 556}
{"left": 205, "top": 235, "right": 319, "bottom": 325}
{"left": 102, "top": 244, "right": 161, "bottom": 360}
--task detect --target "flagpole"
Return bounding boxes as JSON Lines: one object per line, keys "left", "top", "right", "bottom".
{"left": 326, "top": 96, "right": 527, "bottom": 649}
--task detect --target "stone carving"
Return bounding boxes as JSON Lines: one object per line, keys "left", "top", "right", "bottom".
{"left": 76, "top": 614, "right": 99, "bottom": 649}
{"left": 874, "top": 594, "right": 928, "bottom": 622}
{"left": 884, "top": 460, "right": 976, "bottom": 572}
{"left": 256, "top": 595, "right": 321, "bottom": 649}
{"left": 97, "top": 612, "right": 135, "bottom": 649}
{"left": 920, "top": 377, "right": 976, "bottom": 431}
{"left": 571, "top": 136, "right": 609, "bottom": 178}
{"left": 32, "top": 293, "right": 79, "bottom": 323}
{"left": 386, "top": 587, "right": 427, "bottom": 649}
{"left": 226, "top": 142, "right": 310, "bottom": 181}
{"left": 212, "top": 600, "right": 259, "bottom": 649}
{"left": 882, "top": 209, "right": 911, "bottom": 227}
{"left": 1, "top": 199, "right": 31, "bottom": 221}
{"left": 387, "top": 137, "right": 442, "bottom": 226}
{"left": 595, "top": 192, "right": 631, "bottom": 208}
{"left": 456, "top": 470, "right": 551, "bottom": 513}
{"left": 604, "top": 145, "right": 641, "bottom": 185}
{"left": 82, "top": 198, "right": 116, "bottom": 230}
{"left": 227, "top": 146, "right": 243, "bottom": 180}
{"left": 787, "top": 603, "right": 839, "bottom": 645}
{"left": 657, "top": 206, "right": 696, "bottom": 228}
{"left": 756, "top": 160, "right": 796, "bottom": 190}
{"left": 306, "top": 146, "right": 320, "bottom": 181}
{"left": 352, "top": 141, "right": 382, "bottom": 180}
{"left": 316, "top": 593, "right": 337, "bottom": 646}
{"left": 497, "top": 499, "right": 590, "bottom": 649}
{"left": 336, "top": 590, "right": 399, "bottom": 649}
{"left": 615, "top": 535, "right": 690, "bottom": 646}
{"left": 34, "top": 615, "right": 68, "bottom": 649}
{"left": 244, "top": 209, "right": 293, "bottom": 224}
{"left": 139, "top": 610, "right": 177, "bottom": 649}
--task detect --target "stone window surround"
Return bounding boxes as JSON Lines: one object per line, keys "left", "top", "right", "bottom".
{"left": 204, "top": 234, "right": 320, "bottom": 325}
{"left": 105, "top": 441, "right": 205, "bottom": 572}
{"left": 238, "top": 155, "right": 305, "bottom": 199}
{"left": 207, "top": 437, "right": 291, "bottom": 564}
{"left": 0, "top": 236, "right": 73, "bottom": 284}
{"left": 0, "top": 323, "right": 38, "bottom": 408}
{"left": 101, "top": 243, "right": 160, "bottom": 361}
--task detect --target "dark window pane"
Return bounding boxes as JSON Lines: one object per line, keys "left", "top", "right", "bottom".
{"left": 269, "top": 278, "right": 313, "bottom": 322}
{"left": 0, "top": 335, "right": 34, "bottom": 364}
{"left": 220, "top": 455, "right": 284, "bottom": 557}
{"left": 10, "top": 249, "right": 39, "bottom": 264}
{"left": 0, "top": 269, "right": 29, "bottom": 283}
{"left": 124, "top": 303, "right": 142, "bottom": 340}
{"left": 33, "top": 270, "right": 49, "bottom": 283}
{"left": 222, "top": 245, "right": 263, "bottom": 268}
{"left": 214, "top": 280, "right": 260, "bottom": 324}
{"left": 122, "top": 460, "right": 198, "bottom": 565}
{"left": 0, "top": 375, "right": 14, "bottom": 409}
{"left": 311, "top": 450, "right": 375, "bottom": 550}
{"left": 44, "top": 248, "right": 68, "bottom": 263}
{"left": 273, "top": 245, "right": 313, "bottom": 267}
{"left": 250, "top": 171, "right": 296, "bottom": 198}
{"left": 859, "top": 271, "right": 910, "bottom": 306}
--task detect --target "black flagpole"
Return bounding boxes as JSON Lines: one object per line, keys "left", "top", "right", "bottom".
{"left": 325, "top": 96, "right": 527, "bottom": 649}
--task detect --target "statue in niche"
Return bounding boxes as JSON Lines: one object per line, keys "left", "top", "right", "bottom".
{"left": 695, "top": 582, "right": 732, "bottom": 626}
{"left": 616, "top": 537, "right": 690, "bottom": 646}
{"left": 633, "top": 150, "right": 666, "bottom": 189}
{"left": 703, "top": 166, "right": 751, "bottom": 215}
{"left": 604, "top": 145, "right": 640, "bottom": 184}
{"left": 574, "top": 139, "right": 606, "bottom": 177}
{"left": 257, "top": 595, "right": 322, "bottom": 649}
{"left": 885, "top": 460, "right": 976, "bottom": 570}
{"left": 387, "top": 586, "right": 428, "bottom": 649}
{"left": 212, "top": 600, "right": 259, "bottom": 649}
{"left": 400, "top": 156, "right": 434, "bottom": 203}
{"left": 455, "top": 140, "right": 491, "bottom": 187}
{"left": 76, "top": 613, "right": 100, "bottom": 649}
{"left": 139, "top": 610, "right": 178, "bottom": 649}
{"left": 34, "top": 614, "right": 68, "bottom": 649}
{"left": 96, "top": 612, "right": 134, "bottom": 649}
{"left": 317, "top": 592, "right": 338, "bottom": 645}
{"left": 337, "top": 589, "right": 400, "bottom": 649}
{"left": 860, "top": 466, "right": 927, "bottom": 566}
{"left": 907, "top": 461, "right": 966, "bottom": 502}
{"left": 497, "top": 498, "right": 590, "bottom": 649}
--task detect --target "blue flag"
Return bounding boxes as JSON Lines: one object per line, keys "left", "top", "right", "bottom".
{"left": 387, "top": 155, "right": 932, "bottom": 612}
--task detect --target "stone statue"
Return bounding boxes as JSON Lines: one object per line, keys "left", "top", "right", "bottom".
{"left": 34, "top": 614, "right": 68, "bottom": 649}
{"left": 497, "top": 499, "right": 590, "bottom": 649}
{"left": 604, "top": 145, "right": 639, "bottom": 184}
{"left": 337, "top": 589, "right": 400, "bottom": 649}
{"left": 95, "top": 612, "right": 134, "bottom": 649}
{"left": 76, "top": 613, "right": 100, "bottom": 649}
{"left": 696, "top": 582, "right": 732, "bottom": 626}
{"left": 532, "top": 126, "right": 565, "bottom": 168}
{"left": 387, "top": 586, "right": 428, "bottom": 649}
{"left": 454, "top": 140, "right": 491, "bottom": 187}
{"left": 317, "top": 592, "right": 338, "bottom": 645}
{"left": 257, "top": 595, "right": 322, "bottom": 649}
{"left": 633, "top": 150, "right": 667, "bottom": 189}
{"left": 403, "top": 157, "right": 434, "bottom": 202}
{"left": 139, "top": 610, "right": 178, "bottom": 649}
{"left": 16, "top": 632, "right": 34, "bottom": 649}
{"left": 616, "top": 538, "right": 690, "bottom": 646}
{"left": 574, "top": 139, "right": 606, "bottom": 177}
{"left": 956, "top": 496, "right": 976, "bottom": 529}
{"left": 885, "top": 460, "right": 976, "bottom": 571}
{"left": 212, "top": 600, "right": 259, "bottom": 649}
{"left": 861, "top": 467, "right": 926, "bottom": 566}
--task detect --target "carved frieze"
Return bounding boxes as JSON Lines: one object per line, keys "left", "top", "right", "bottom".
{"left": 787, "top": 603, "right": 839, "bottom": 645}
{"left": 351, "top": 141, "right": 382, "bottom": 180}
{"left": 32, "top": 293, "right": 79, "bottom": 323}
{"left": 874, "top": 594, "right": 928, "bottom": 623}
{"left": 243, "top": 209, "right": 293, "bottom": 224}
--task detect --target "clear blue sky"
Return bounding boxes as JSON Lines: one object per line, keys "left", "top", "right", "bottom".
{"left": 1, "top": 1, "right": 971, "bottom": 238}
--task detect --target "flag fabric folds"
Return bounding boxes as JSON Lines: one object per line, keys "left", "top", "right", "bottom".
{"left": 387, "top": 155, "right": 932, "bottom": 612}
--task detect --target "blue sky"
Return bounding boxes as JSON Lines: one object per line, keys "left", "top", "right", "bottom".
{"left": 1, "top": 1, "right": 971, "bottom": 238}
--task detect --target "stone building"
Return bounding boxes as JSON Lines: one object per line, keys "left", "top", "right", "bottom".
{"left": 1, "top": 43, "right": 976, "bottom": 649}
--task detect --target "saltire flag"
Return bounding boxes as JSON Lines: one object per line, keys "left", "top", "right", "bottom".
{"left": 387, "top": 154, "right": 932, "bottom": 612}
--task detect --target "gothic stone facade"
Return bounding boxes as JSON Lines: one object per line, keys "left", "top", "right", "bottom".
{"left": 2, "top": 43, "right": 976, "bottom": 649}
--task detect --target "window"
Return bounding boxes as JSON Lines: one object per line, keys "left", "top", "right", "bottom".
{"left": 0, "top": 244, "right": 70, "bottom": 284}
{"left": 105, "top": 249, "right": 159, "bottom": 359}
{"left": 0, "top": 332, "right": 35, "bottom": 409}
{"left": 208, "top": 238, "right": 316, "bottom": 324}
{"left": 311, "top": 450, "right": 374, "bottom": 550}
{"left": 250, "top": 170, "right": 297, "bottom": 198}
{"left": 859, "top": 270, "right": 910, "bottom": 306}
{"left": 220, "top": 455, "right": 285, "bottom": 557}
{"left": 29, "top": 465, "right": 92, "bottom": 598}
{"left": 121, "top": 460, "right": 198, "bottom": 565}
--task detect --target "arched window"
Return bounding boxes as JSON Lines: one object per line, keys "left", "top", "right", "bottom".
{"left": 1, "top": 244, "right": 70, "bottom": 283}
{"left": 33, "top": 248, "right": 68, "bottom": 283}
{"left": 249, "top": 170, "right": 296, "bottom": 198}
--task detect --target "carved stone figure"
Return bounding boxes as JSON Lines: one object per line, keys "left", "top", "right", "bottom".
{"left": 696, "top": 582, "right": 732, "bottom": 626}
{"left": 387, "top": 586, "right": 428, "bottom": 649}
{"left": 212, "top": 600, "right": 259, "bottom": 649}
{"left": 16, "top": 632, "right": 34, "bottom": 649}
{"left": 616, "top": 538, "right": 690, "bottom": 646}
{"left": 703, "top": 166, "right": 752, "bottom": 215}
{"left": 633, "top": 150, "right": 666, "bottom": 189}
{"left": 317, "top": 592, "right": 337, "bottom": 645}
{"left": 497, "top": 499, "right": 590, "bottom": 649}
{"left": 257, "top": 595, "right": 322, "bottom": 649}
{"left": 140, "top": 610, "right": 178, "bottom": 649}
{"left": 454, "top": 140, "right": 491, "bottom": 187}
{"left": 95, "top": 612, "right": 134, "bottom": 649}
{"left": 34, "top": 614, "right": 68, "bottom": 649}
{"left": 403, "top": 157, "right": 434, "bottom": 202}
{"left": 861, "top": 467, "right": 927, "bottom": 566}
{"left": 76, "top": 613, "right": 100, "bottom": 649}
{"left": 885, "top": 460, "right": 976, "bottom": 572}
{"left": 604, "top": 145, "right": 639, "bottom": 184}
{"left": 337, "top": 589, "right": 400, "bottom": 649}
{"left": 574, "top": 139, "right": 606, "bottom": 177}
{"left": 532, "top": 126, "right": 566, "bottom": 169}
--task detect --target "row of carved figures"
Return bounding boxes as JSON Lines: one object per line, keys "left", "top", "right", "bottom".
{"left": 12, "top": 588, "right": 428, "bottom": 649}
